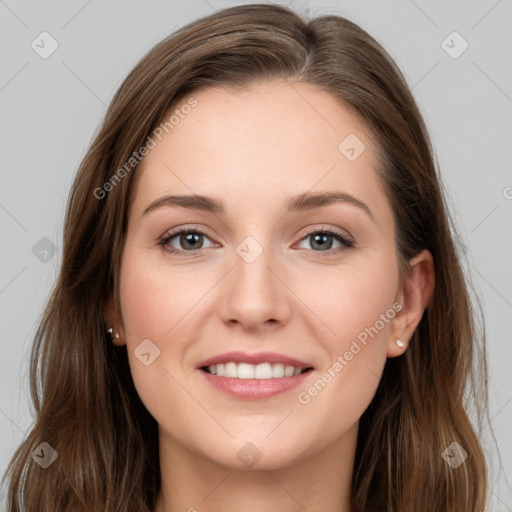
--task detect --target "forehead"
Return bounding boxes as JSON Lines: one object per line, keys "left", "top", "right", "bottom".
{"left": 130, "top": 79, "right": 388, "bottom": 219}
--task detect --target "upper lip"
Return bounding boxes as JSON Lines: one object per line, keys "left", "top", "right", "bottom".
{"left": 197, "top": 351, "right": 314, "bottom": 369}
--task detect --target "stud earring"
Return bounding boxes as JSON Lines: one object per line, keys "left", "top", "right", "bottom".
{"left": 396, "top": 339, "right": 406, "bottom": 348}
{"left": 107, "top": 327, "right": 123, "bottom": 346}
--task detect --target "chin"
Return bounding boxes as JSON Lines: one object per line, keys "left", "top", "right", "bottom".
{"left": 196, "top": 432, "right": 314, "bottom": 471}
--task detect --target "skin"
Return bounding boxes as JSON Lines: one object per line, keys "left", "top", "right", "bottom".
{"left": 105, "top": 79, "right": 434, "bottom": 512}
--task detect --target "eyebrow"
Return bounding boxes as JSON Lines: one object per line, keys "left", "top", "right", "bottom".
{"left": 141, "top": 191, "right": 373, "bottom": 220}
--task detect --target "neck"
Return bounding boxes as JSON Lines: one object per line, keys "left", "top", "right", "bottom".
{"left": 154, "top": 425, "right": 357, "bottom": 512}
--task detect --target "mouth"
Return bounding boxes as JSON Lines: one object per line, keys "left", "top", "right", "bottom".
{"left": 196, "top": 351, "right": 315, "bottom": 399}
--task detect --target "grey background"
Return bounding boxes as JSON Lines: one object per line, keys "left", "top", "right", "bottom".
{"left": 1, "top": 0, "right": 511, "bottom": 509}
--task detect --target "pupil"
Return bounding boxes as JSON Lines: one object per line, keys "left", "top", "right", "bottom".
{"left": 182, "top": 232, "right": 202, "bottom": 250}
{"left": 312, "top": 233, "right": 332, "bottom": 250}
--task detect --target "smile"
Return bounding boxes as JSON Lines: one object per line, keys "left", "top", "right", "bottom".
{"left": 197, "top": 351, "right": 315, "bottom": 399}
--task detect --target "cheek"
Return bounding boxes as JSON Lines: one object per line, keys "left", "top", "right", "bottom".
{"left": 299, "top": 254, "right": 398, "bottom": 350}
{"left": 292, "top": 256, "right": 397, "bottom": 426}
{"left": 117, "top": 248, "right": 188, "bottom": 414}
{"left": 118, "top": 246, "right": 198, "bottom": 343}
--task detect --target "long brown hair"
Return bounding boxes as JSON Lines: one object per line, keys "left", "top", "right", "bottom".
{"left": 2, "top": 3, "right": 488, "bottom": 511}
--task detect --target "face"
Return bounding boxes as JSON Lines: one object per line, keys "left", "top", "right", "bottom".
{"left": 112, "top": 79, "right": 406, "bottom": 470}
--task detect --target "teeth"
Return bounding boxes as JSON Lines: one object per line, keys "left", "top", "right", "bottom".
{"left": 254, "top": 363, "right": 272, "bottom": 379}
{"left": 205, "top": 362, "right": 308, "bottom": 379}
{"left": 224, "top": 362, "right": 237, "bottom": 378}
{"left": 237, "top": 363, "right": 255, "bottom": 379}
{"left": 272, "top": 363, "right": 284, "bottom": 378}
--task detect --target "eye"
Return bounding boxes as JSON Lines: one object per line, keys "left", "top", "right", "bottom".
{"left": 158, "top": 226, "right": 216, "bottom": 255}
{"left": 296, "top": 226, "right": 354, "bottom": 256}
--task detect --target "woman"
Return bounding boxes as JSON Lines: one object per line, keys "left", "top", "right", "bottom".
{"left": 2, "top": 3, "right": 488, "bottom": 511}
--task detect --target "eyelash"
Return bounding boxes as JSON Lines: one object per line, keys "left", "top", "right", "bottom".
{"left": 157, "top": 225, "right": 355, "bottom": 258}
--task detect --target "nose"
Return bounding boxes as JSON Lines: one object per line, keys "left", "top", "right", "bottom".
{"left": 217, "top": 236, "right": 292, "bottom": 333}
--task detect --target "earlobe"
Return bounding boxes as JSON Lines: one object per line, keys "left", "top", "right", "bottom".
{"left": 387, "top": 249, "right": 435, "bottom": 358}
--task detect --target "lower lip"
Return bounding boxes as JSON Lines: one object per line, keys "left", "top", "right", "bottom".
{"left": 200, "top": 369, "right": 313, "bottom": 399}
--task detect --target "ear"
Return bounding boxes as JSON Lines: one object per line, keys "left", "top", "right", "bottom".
{"left": 104, "top": 293, "right": 126, "bottom": 346}
{"left": 387, "top": 249, "right": 435, "bottom": 357}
